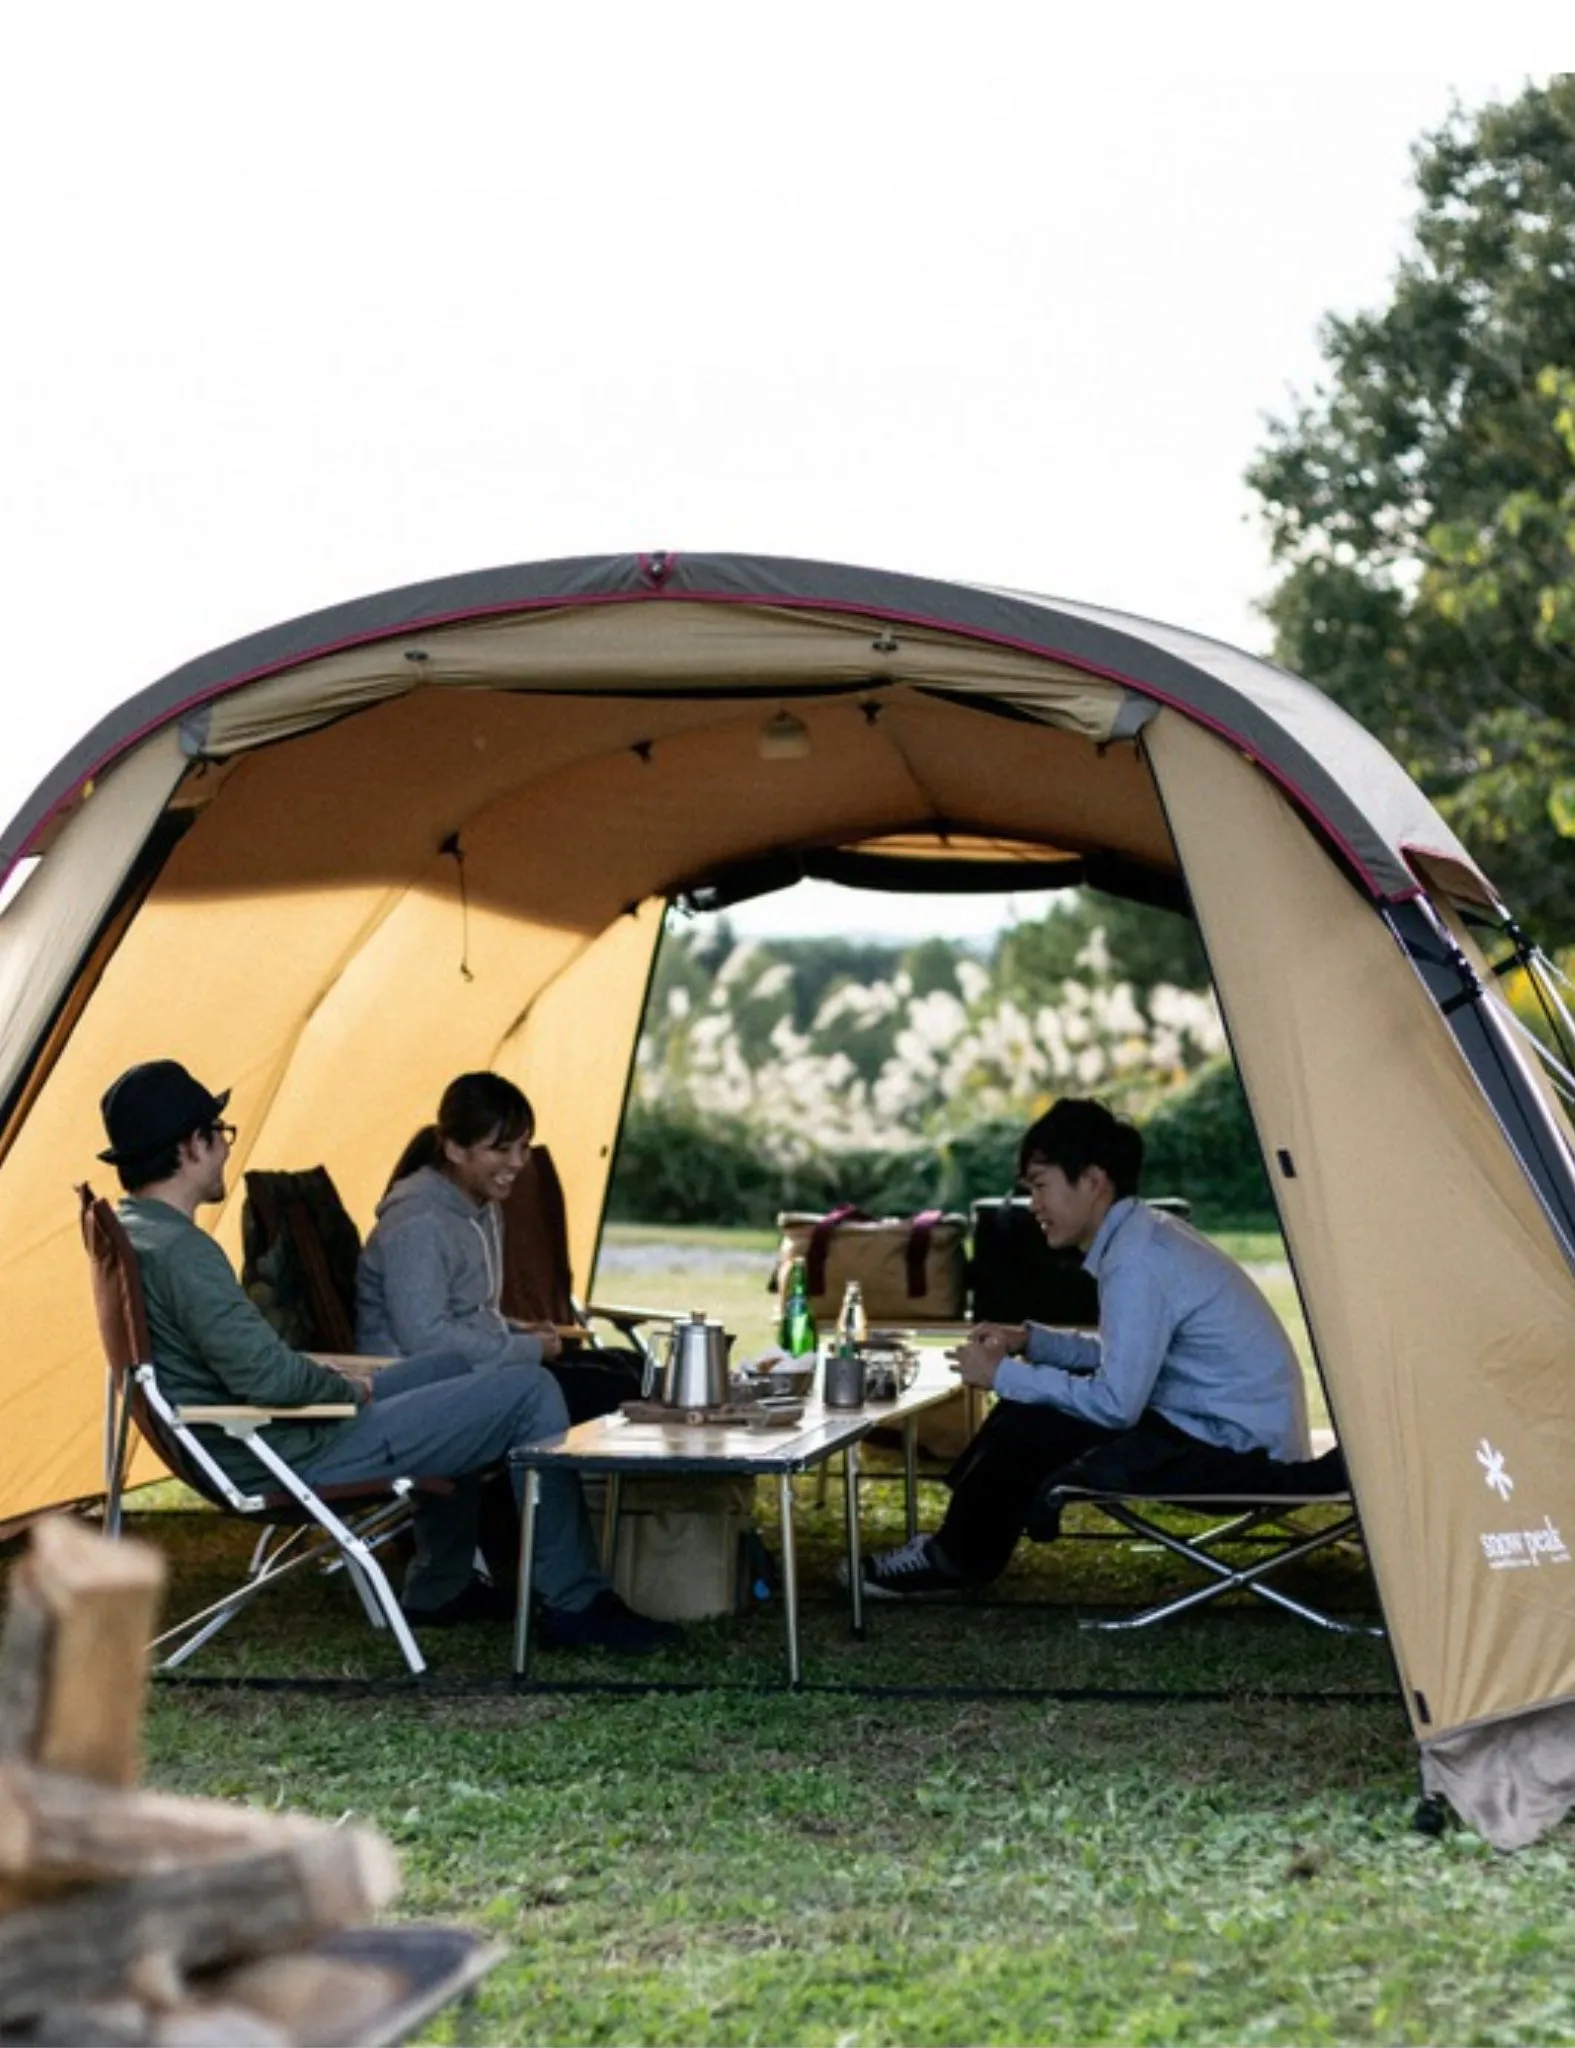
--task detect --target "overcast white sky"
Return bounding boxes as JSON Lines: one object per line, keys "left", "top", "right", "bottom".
{"left": 1, "top": 7, "right": 1563, "bottom": 940}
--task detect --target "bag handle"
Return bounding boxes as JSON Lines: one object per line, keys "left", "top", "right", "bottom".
{"left": 805, "top": 1205, "right": 949, "bottom": 1301}
{"left": 805, "top": 1204, "right": 870, "bottom": 1296}
{"left": 906, "top": 1208, "right": 942, "bottom": 1299}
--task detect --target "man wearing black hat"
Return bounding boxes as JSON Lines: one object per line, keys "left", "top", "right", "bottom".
{"left": 99, "top": 1060, "right": 676, "bottom": 1652}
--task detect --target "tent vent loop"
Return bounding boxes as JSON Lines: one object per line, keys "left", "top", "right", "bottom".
{"left": 1414, "top": 1690, "right": 1432, "bottom": 1726}
{"left": 872, "top": 631, "right": 899, "bottom": 654}
{"left": 404, "top": 648, "right": 430, "bottom": 664}
{"left": 439, "top": 831, "right": 474, "bottom": 983}
{"left": 1276, "top": 1150, "right": 1297, "bottom": 1179}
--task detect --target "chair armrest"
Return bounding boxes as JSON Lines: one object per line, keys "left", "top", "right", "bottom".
{"left": 304, "top": 1352, "right": 400, "bottom": 1371}
{"left": 173, "top": 1404, "right": 357, "bottom": 1423}
{"left": 582, "top": 1301, "right": 680, "bottom": 1326}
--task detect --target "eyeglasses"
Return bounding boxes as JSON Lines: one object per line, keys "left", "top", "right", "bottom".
{"left": 205, "top": 1121, "right": 238, "bottom": 1147}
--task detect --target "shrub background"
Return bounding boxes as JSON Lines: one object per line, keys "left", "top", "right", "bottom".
{"left": 607, "top": 1060, "right": 1274, "bottom": 1231}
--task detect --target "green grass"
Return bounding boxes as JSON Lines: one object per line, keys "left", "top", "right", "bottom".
{"left": 118, "top": 1485, "right": 1573, "bottom": 2048}
{"left": 41, "top": 1225, "right": 1575, "bottom": 2045}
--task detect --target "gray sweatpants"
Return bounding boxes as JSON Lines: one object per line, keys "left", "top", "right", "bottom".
{"left": 298, "top": 1351, "right": 606, "bottom": 1612}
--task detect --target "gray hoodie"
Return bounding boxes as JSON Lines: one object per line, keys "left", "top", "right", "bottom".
{"left": 356, "top": 1165, "right": 543, "bottom": 1370}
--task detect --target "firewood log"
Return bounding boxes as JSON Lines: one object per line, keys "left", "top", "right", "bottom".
{"left": 0, "top": 1517, "right": 164, "bottom": 1787}
{"left": 0, "top": 1828, "right": 398, "bottom": 2024}
{"left": 0, "top": 1762, "right": 323, "bottom": 1887}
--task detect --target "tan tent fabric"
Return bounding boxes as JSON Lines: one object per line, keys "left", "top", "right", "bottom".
{"left": 1149, "top": 710, "right": 1575, "bottom": 1800}
{"left": 0, "top": 683, "right": 1168, "bottom": 1524}
{"left": 190, "top": 602, "right": 1136, "bottom": 759}
{"left": 0, "top": 728, "right": 186, "bottom": 1111}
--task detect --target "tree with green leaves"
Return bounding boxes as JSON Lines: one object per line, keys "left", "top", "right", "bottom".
{"left": 1249, "top": 78, "right": 1575, "bottom": 939}
{"left": 992, "top": 891, "right": 1208, "bottom": 1007}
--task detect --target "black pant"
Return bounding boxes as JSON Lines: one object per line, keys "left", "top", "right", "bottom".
{"left": 936, "top": 1402, "right": 1325, "bottom": 1582}
{"left": 935, "top": 1402, "right": 1120, "bottom": 1581}
{"left": 937, "top": 1399, "right": 1255, "bottom": 1580}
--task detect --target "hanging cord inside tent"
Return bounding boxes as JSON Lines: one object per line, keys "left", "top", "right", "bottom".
{"left": 440, "top": 832, "right": 474, "bottom": 983}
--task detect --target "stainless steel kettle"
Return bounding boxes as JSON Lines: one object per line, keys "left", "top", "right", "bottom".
{"left": 644, "top": 1312, "right": 734, "bottom": 1408}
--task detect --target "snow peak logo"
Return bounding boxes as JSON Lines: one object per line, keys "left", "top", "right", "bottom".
{"left": 1475, "top": 1443, "right": 1571, "bottom": 1571}
{"left": 1476, "top": 1439, "right": 1513, "bottom": 1501}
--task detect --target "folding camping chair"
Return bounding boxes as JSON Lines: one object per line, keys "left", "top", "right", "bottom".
{"left": 77, "top": 1183, "right": 446, "bottom": 1675}
{"left": 240, "top": 1164, "right": 363, "bottom": 1352}
{"left": 497, "top": 1142, "right": 670, "bottom": 1367}
{"left": 1035, "top": 1441, "right": 1383, "bottom": 1637}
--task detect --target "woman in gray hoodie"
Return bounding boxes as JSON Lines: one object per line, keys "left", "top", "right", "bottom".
{"left": 357, "top": 1072, "right": 636, "bottom": 1420}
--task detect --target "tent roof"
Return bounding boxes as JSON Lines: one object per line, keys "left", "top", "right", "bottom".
{"left": 2, "top": 552, "right": 1488, "bottom": 905}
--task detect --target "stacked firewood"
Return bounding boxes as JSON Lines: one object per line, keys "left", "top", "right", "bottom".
{"left": 0, "top": 1516, "right": 487, "bottom": 2047}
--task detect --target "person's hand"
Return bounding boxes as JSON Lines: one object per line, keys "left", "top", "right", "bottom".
{"left": 969, "top": 1320, "right": 1028, "bottom": 1356}
{"left": 520, "top": 1320, "right": 563, "bottom": 1362}
{"left": 340, "top": 1370, "right": 377, "bottom": 1405}
{"left": 951, "top": 1329, "right": 1011, "bottom": 1390}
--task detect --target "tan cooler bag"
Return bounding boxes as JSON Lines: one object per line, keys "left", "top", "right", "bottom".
{"left": 583, "top": 1474, "right": 757, "bottom": 1620}
{"left": 774, "top": 1206, "right": 968, "bottom": 1323}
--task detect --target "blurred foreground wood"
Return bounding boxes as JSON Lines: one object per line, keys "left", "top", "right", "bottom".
{"left": 0, "top": 1516, "right": 500, "bottom": 2046}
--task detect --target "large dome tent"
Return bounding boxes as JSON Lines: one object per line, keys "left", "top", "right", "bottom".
{"left": 4, "top": 549, "right": 1575, "bottom": 1847}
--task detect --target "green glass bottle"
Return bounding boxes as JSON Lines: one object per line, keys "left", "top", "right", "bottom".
{"left": 779, "top": 1256, "right": 818, "bottom": 1356}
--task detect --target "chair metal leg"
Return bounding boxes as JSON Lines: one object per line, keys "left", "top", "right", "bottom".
{"left": 155, "top": 1504, "right": 429, "bottom": 1672}
{"left": 105, "top": 1386, "right": 134, "bottom": 1541}
{"left": 1080, "top": 1505, "right": 1382, "bottom": 1637}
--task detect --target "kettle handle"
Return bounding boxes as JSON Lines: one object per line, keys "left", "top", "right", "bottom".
{"left": 641, "top": 1324, "right": 674, "bottom": 1400}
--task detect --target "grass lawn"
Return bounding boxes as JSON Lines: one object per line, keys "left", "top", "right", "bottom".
{"left": 22, "top": 1225, "right": 1575, "bottom": 2045}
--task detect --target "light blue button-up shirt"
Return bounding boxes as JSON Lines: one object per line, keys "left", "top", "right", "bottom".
{"left": 992, "top": 1198, "right": 1311, "bottom": 1461}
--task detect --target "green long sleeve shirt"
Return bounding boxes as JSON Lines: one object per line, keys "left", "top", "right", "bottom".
{"left": 119, "top": 1196, "right": 355, "bottom": 1487}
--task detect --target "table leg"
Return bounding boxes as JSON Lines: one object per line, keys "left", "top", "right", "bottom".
{"left": 602, "top": 1472, "right": 623, "bottom": 1575}
{"left": 902, "top": 1417, "right": 920, "bottom": 1540}
{"left": 778, "top": 1471, "right": 801, "bottom": 1690}
{"left": 843, "top": 1439, "right": 865, "bottom": 1639}
{"left": 513, "top": 1467, "right": 541, "bottom": 1679}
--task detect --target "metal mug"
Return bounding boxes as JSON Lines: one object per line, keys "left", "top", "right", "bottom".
{"left": 823, "top": 1344, "right": 866, "bottom": 1409}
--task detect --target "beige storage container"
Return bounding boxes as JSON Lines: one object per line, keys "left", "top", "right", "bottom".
{"left": 584, "top": 1474, "right": 759, "bottom": 1620}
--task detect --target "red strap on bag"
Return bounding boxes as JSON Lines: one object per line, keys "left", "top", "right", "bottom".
{"left": 805, "top": 1206, "right": 944, "bottom": 1302}
{"left": 906, "top": 1208, "right": 942, "bottom": 1299}
{"left": 806, "top": 1205, "right": 869, "bottom": 1297}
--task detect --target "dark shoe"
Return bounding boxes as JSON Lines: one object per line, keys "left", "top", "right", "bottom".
{"left": 539, "top": 1590, "right": 680, "bottom": 1655}
{"left": 856, "top": 1533, "right": 971, "bottom": 1599}
{"left": 403, "top": 1576, "right": 517, "bottom": 1628}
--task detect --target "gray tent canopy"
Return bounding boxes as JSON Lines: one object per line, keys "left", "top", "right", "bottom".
{"left": 4, "top": 550, "right": 1575, "bottom": 1849}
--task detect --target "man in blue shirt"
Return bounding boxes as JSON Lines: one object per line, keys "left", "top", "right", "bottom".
{"left": 861, "top": 1098, "right": 1311, "bottom": 1596}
